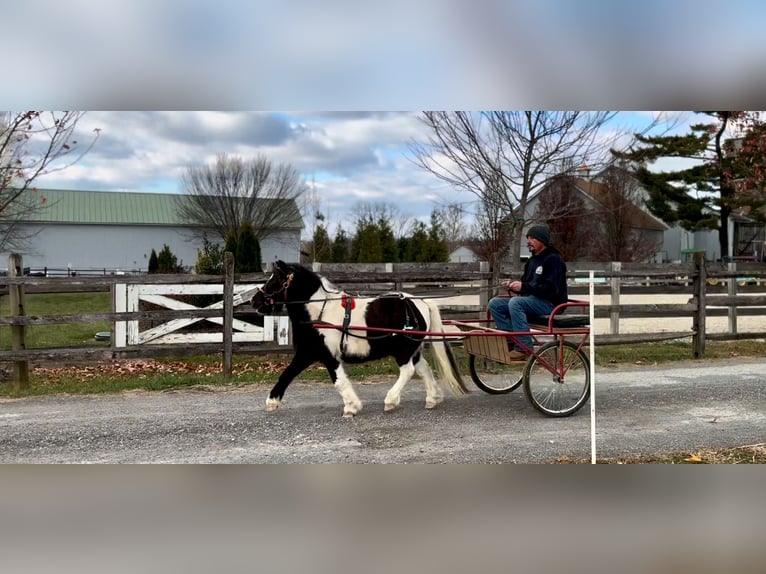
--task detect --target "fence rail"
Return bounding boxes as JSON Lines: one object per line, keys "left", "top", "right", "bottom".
{"left": 2, "top": 254, "right": 766, "bottom": 389}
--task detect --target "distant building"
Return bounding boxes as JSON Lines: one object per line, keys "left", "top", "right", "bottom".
{"left": 523, "top": 174, "right": 668, "bottom": 262}
{"left": 6, "top": 189, "right": 303, "bottom": 273}
{"left": 448, "top": 245, "right": 482, "bottom": 263}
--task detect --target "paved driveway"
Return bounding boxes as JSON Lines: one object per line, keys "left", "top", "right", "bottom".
{"left": 1, "top": 358, "right": 764, "bottom": 463}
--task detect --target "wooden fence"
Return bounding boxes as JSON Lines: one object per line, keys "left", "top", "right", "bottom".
{"left": 2, "top": 253, "right": 766, "bottom": 389}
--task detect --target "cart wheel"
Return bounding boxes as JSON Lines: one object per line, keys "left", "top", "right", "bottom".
{"left": 523, "top": 341, "right": 590, "bottom": 417}
{"left": 468, "top": 354, "right": 524, "bottom": 394}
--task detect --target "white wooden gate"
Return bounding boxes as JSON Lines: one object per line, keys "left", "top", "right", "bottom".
{"left": 113, "top": 283, "right": 289, "bottom": 347}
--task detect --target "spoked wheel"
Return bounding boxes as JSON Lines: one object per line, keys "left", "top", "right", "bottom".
{"left": 523, "top": 340, "right": 590, "bottom": 417}
{"left": 468, "top": 354, "right": 524, "bottom": 394}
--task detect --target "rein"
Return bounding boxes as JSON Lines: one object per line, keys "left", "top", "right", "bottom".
{"left": 258, "top": 272, "right": 294, "bottom": 306}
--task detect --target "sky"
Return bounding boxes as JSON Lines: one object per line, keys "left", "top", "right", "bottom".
{"left": 6, "top": 0, "right": 766, "bottom": 237}
{"left": 29, "top": 110, "right": 691, "bottom": 239}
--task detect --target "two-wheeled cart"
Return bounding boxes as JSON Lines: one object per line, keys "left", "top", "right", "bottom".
{"left": 446, "top": 299, "right": 591, "bottom": 417}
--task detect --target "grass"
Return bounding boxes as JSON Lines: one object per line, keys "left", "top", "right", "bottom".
{"left": 555, "top": 443, "right": 766, "bottom": 464}
{"left": 1, "top": 292, "right": 112, "bottom": 349}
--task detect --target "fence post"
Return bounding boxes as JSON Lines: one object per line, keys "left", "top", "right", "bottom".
{"left": 479, "top": 261, "right": 489, "bottom": 310}
{"left": 691, "top": 251, "right": 706, "bottom": 358}
{"left": 8, "top": 253, "right": 29, "bottom": 389}
{"left": 610, "top": 261, "right": 621, "bottom": 334}
{"left": 223, "top": 252, "right": 234, "bottom": 384}
{"left": 727, "top": 260, "right": 738, "bottom": 334}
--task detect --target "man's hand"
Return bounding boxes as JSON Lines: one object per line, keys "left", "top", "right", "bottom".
{"left": 501, "top": 280, "right": 522, "bottom": 293}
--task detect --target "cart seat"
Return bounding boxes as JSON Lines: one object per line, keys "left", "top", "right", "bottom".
{"left": 528, "top": 314, "right": 590, "bottom": 329}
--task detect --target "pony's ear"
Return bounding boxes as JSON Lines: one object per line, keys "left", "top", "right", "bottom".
{"left": 273, "top": 260, "right": 290, "bottom": 274}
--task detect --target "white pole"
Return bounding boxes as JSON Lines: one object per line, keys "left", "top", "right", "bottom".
{"left": 589, "top": 270, "right": 597, "bottom": 464}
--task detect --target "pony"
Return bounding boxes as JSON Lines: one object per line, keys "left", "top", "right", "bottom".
{"left": 250, "top": 260, "right": 469, "bottom": 417}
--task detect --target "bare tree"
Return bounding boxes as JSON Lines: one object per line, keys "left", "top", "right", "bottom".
{"left": 0, "top": 111, "right": 98, "bottom": 253}
{"left": 590, "top": 167, "right": 664, "bottom": 262}
{"left": 533, "top": 176, "right": 591, "bottom": 261}
{"left": 176, "top": 153, "right": 307, "bottom": 243}
{"left": 435, "top": 203, "right": 469, "bottom": 253}
{"left": 411, "top": 111, "right": 672, "bottom": 265}
{"left": 469, "top": 180, "right": 511, "bottom": 286}
{"left": 301, "top": 178, "right": 332, "bottom": 263}
{"left": 349, "top": 201, "right": 414, "bottom": 238}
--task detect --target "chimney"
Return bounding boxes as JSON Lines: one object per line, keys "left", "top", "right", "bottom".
{"left": 576, "top": 163, "right": 590, "bottom": 180}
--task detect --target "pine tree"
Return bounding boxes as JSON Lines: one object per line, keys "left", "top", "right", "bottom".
{"left": 426, "top": 211, "right": 449, "bottom": 262}
{"left": 224, "top": 228, "right": 238, "bottom": 267}
{"left": 148, "top": 249, "right": 159, "bottom": 273}
{"left": 331, "top": 226, "right": 350, "bottom": 262}
{"left": 613, "top": 111, "right": 766, "bottom": 259}
{"left": 378, "top": 217, "right": 399, "bottom": 262}
{"left": 406, "top": 221, "right": 429, "bottom": 262}
{"left": 157, "top": 244, "right": 179, "bottom": 273}
{"left": 194, "top": 236, "right": 225, "bottom": 275}
{"left": 236, "top": 222, "right": 262, "bottom": 273}
{"left": 312, "top": 224, "right": 332, "bottom": 262}
{"left": 352, "top": 217, "right": 383, "bottom": 262}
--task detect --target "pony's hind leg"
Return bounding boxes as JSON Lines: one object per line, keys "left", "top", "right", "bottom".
{"left": 414, "top": 355, "right": 444, "bottom": 409}
{"left": 329, "top": 363, "right": 363, "bottom": 418}
{"left": 383, "top": 360, "right": 416, "bottom": 412}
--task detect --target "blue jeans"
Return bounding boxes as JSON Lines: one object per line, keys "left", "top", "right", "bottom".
{"left": 487, "top": 296, "right": 554, "bottom": 351}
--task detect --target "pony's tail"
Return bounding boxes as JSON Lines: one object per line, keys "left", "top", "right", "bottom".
{"left": 425, "top": 300, "right": 470, "bottom": 396}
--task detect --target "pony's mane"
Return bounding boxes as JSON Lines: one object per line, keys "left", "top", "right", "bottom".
{"left": 319, "top": 274, "right": 342, "bottom": 294}
{"left": 294, "top": 263, "right": 342, "bottom": 294}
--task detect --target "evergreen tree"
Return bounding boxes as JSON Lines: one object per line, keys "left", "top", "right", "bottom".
{"left": 378, "top": 217, "right": 399, "bottom": 262}
{"left": 352, "top": 217, "right": 383, "bottom": 262}
{"left": 157, "top": 244, "right": 179, "bottom": 273}
{"left": 236, "top": 222, "right": 262, "bottom": 272}
{"left": 406, "top": 221, "right": 429, "bottom": 262}
{"left": 224, "top": 228, "right": 238, "bottom": 265}
{"left": 613, "top": 111, "right": 766, "bottom": 259}
{"left": 331, "top": 226, "right": 350, "bottom": 262}
{"left": 426, "top": 210, "right": 449, "bottom": 262}
{"left": 148, "top": 249, "right": 159, "bottom": 273}
{"left": 312, "top": 224, "right": 332, "bottom": 262}
{"left": 194, "top": 236, "right": 225, "bottom": 274}
{"left": 397, "top": 236, "right": 410, "bottom": 262}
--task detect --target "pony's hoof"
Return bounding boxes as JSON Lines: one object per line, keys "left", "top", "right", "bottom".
{"left": 384, "top": 403, "right": 398, "bottom": 412}
{"left": 342, "top": 411, "right": 356, "bottom": 418}
{"left": 265, "top": 398, "right": 281, "bottom": 412}
{"left": 425, "top": 397, "right": 443, "bottom": 409}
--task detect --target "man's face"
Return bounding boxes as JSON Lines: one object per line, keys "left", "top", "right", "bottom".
{"left": 526, "top": 236, "right": 546, "bottom": 255}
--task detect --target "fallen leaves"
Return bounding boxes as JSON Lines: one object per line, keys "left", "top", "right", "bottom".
{"left": 32, "top": 358, "right": 306, "bottom": 384}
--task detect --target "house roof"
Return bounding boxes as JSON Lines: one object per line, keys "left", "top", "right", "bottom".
{"left": 572, "top": 178, "right": 669, "bottom": 231}
{"left": 19, "top": 189, "right": 304, "bottom": 228}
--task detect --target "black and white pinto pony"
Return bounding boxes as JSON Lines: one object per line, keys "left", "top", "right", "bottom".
{"left": 250, "top": 260, "right": 469, "bottom": 417}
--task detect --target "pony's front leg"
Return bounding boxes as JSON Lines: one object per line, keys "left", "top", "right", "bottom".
{"left": 326, "top": 362, "right": 363, "bottom": 418}
{"left": 266, "top": 353, "right": 313, "bottom": 412}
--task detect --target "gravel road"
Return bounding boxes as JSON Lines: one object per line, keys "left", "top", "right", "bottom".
{"left": 2, "top": 357, "right": 764, "bottom": 463}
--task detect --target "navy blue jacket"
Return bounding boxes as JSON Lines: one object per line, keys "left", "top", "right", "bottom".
{"left": 518, "top": 246, "right": 568, "bottom": 306}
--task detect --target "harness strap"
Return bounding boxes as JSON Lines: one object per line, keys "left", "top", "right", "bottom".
{"left": 339, "top": 293, "right": 355, "bottom": 352}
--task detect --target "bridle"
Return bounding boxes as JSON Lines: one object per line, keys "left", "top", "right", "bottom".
{"left": 257, "top": 271, "right": 294, "bottom": 307}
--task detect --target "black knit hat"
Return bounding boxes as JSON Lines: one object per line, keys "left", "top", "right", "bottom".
{"left": 526, "top": 224, "right": 552, "bottom": 246}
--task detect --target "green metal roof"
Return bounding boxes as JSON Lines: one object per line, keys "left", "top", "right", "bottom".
{"left": 21, "top": 189, "right": 303, "bottom": 228}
